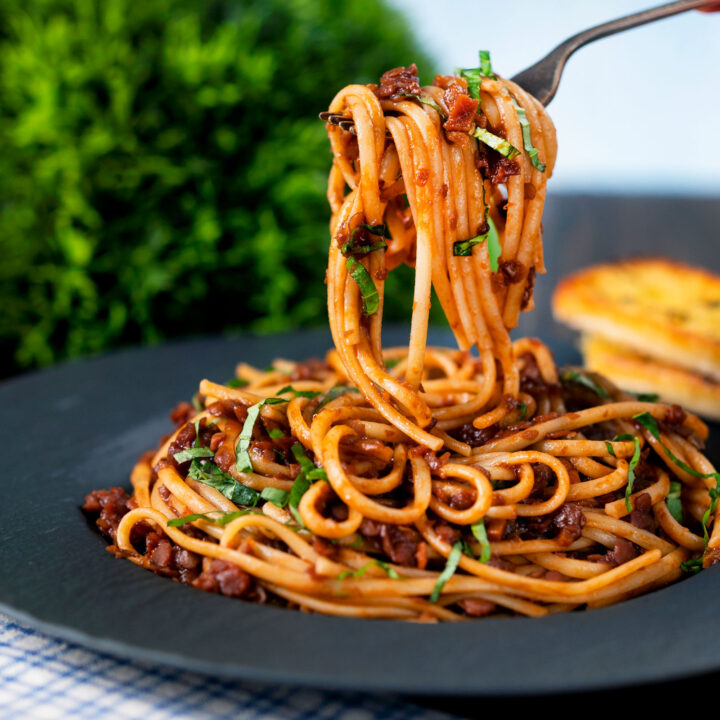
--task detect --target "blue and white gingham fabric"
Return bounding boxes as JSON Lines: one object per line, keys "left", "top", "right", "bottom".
{"left": 0, "top": 613, "right": 457, "bottom": 720}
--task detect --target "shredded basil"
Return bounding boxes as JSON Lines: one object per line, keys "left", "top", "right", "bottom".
{"left": 612, "top": 433, "right": 642, "bottom": 512}
{"left": 452, "top": 217, "right": 501, "bottom": 272}
{"left": 633, "top": 411, "right": 720, "bottom": 542}
{"left": 667, "top": 480, "right": 684, "bottom": 524}
{"left": 470, "top": 520, "right": 492, "bottom": 563}
{"left": 191, "top": 393, "right": 203, "bottom": 411}
{"left": 560, "top": 369, "right": 609, "bottom": 398}
{"left": 633, "top": 392, "right": 660, "bottom": 402}
{"left": 277, "top": 385, "right": 322, "bottom": 399}
{"left": 285, "top": 443, "right": 327, "bottom": 527}
{"left": 517, "top": 402, "right": 528, "bottom": 421}
{"left": 346, "top": 257, "right": 380, "bottom": 315}
{"left": 226, "top": 377, "right": 248, "bottom": 388}
{"left": 681, "top": 557, "right": 703, "bottom": 574}
{"left": 385, "top": 358, "right": 401, "bottom": 370}
{"left": 457, "top": 67, "right": 482, "bottom": 100}
{"left": 291, "top": 443, "right": 327, "bottom": 481}
{"left": 399, "top": 93, "right": 447, "bottom": 119}
{"left": 509, "top": 95, "right": 545, "bottom": 172}
{"left": 605, "top": 441, "right": 616, "bottom": 457}
{"left": 187, "top": 460, "right": 260, "bottom": 507}
{"left": 479, "top": 50, "right": 497, "bottom": 80}
{"left": 338, "top": 560, "right": 400, "bottom": 581}
{"left": 268, "top": 428, "right": 285, "bottom": 439}
{"left": 472, "top": 126, "right": 520, "bottom": 160}
{"left": 167, "top": 509, "right": 258, "bottom": 528}
{"left": 236, "top": 401, "right": 265, "bottom": 474}
{"left": 173, "top": 446, "right": 215, "bottom": 463}
{"left": 261, "top": 486, "right": 290, "bottom": 507}
{"left": 341, "top": 240, "right": 387, "bottom": 257}
{"left": 430, "top": 542, "right": 463, "bottom": 602}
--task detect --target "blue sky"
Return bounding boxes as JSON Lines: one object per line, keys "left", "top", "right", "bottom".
{"left": 389, "top": 0, "right": 720, "bottom": 195}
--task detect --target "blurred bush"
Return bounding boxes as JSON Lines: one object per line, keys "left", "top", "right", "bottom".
{"left": 0, "top": 0, "right": 433, "bottom": 376}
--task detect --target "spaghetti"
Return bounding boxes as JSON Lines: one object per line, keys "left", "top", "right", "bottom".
{"left": 84, "top": 57, "right": 720, "bottom": 621}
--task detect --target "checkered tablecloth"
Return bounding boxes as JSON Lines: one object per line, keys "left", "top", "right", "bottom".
{"left": 0, "top": 613, "right": 457, "bottom": 720}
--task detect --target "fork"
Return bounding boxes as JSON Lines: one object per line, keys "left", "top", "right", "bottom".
{"left": 320, "top": 0, "right": 714, "bottom": 131}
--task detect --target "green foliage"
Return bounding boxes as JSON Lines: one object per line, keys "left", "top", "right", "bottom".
{"left": 0, "top": 0, "right": 434, "bottom": 376}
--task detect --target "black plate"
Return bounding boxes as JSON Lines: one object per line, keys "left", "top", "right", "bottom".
{"left": 2, "top": 194, "right": 720, "bottom": 696}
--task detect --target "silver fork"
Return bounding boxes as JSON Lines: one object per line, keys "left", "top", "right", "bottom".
{"left": 320, "top": 0, "right": 713, "bottom": 131}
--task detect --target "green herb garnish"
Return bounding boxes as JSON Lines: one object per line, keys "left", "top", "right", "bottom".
{"left": 471, "top": 520, "right": 491, "bottom": 563}
{"left": 472, "top": 127, "right": 520, "bottom": 160}
{"left": 667, "top": 481, "right": 684, "bottom": 524}
{"left": 167, "top": 509, "right": 259, "bottom": 527}
{"left": 226, "top": 377, "right": 248, "bottom": 388}
{"left": 560, "top": 369, "right": 609, "bottom": 398}
{"left": 268, "top": 428, "right": 286, "bottom": 439}
{"left": 612, "top": 433, "right": 642, "bottom": 513}
{"left": 346, "top": 257, "right": 380, "bottom": 315}
{"left": 191, "top": 393, "right": 203, "bottom": 411}
{"left": 337, "top": 560, "right": 400, "bottom": 580}
{"left": 261, "top": 486, "right": 290, "bottom": 507}
{"left": 235, "top": 396, "right": 287, "bottom": 473}
{"left": 452, "top": 216, "right": 501, "bottom": 272}
{"left": 681, "top": 557, "right": 703, "bottom": 574}
{"left": 291, "top": 443, "right": 327, "bottom": 481}
{"left": 517, "top": 402, "right": 528, "bottom": 421}
{"left": 173, "top": 446, "right": 215, "bottom": 463}
{"left": 187, "top": 460, "right": 259, "bottom": 507}
{"left": 399, "top": 93, "right": 447, "bottom": 119}
{"left": 633, "top": 411, "right": 720, "bottom": 542}
{"left": 509, "top": 95, "right": 545, "bottom": 172}
{"left": 633, "top": 392, "right": 660, "bottom": 402}
{"left": 430, "top": 542, "right": 463, "bottom": 602}
{"left": 277, "top": 385, "right": 322, "bottom": 399}
{"left": 478, "top": 50, "right": 497, "bottom": 80}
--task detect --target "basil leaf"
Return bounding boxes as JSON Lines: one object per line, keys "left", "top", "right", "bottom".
{"left": 261, "top": 486, "right": 290, "bottom": 507}
{"left": 399, "top": 93, "right": 447, "bottom": 119}
{"left": 187, "top": 459, "right": 259, "bottom": 507}
{"left": 681, "top": 558, "right": 703, "bottom": 574}
{"left": 173, "top": 446, "right": 215, "bottom": 463}
{"left": 276, "top": 385, "right": 322, "bottom": 399}
{"left": 472, "top": 127, "right": 520, "bottom": 160}
{"left": 338, "top": 559, "right": 400, "bottom": 580}
{"left": 486, "top": 217, "right": 501, "bottom": 272}
{"left": 430, "top": 542, "right": 463, "bottom": 602}
{"left": 470, "top": 520, "right": 491, "bottom": 563}
{"left": 605, "top": 441, "right": 616, "bottom": 457}
{"left": 341, "top": 240, "right": 387, "bottom": 257}
{"left": 226, "top": 377, "right": 248, "bottom": 388}
{"left": 236, "top": 401, "right": 264, "bottom": 473}
{"left": 667, "top": 481, "right": 684, "bottom": 524}
{"left": 623, "top": 435, "right": 642, "bottom": 513}
{"left": 268, "top": 428, "right": 286, "bottom": 439}
{"left": 633, "top": 392, "right": 660, "bottom": 402}
{"left": 385, "top": 358, "right": 401, "bottom": 370}
{"left": 314, "top": 385, "right": 358, "bottom": 414}
{"left": 560, "top": 369, "right": 609, "bottom": 398}
{"left": 517, "top": 402, "right": 528, "bottom": 421}
{"left": 167, "top": 509, "right": 258, "bottom": 527}
{"left": 509, "top": 94, "right": 545, "bottom": 172}
{"left": 633, "top": 411, "right": 720, "bottom": 542}
{"left": 291, "top": 443, "right": 327, "bottom": 481}
{"left": 346, "top": 257, "right": 380, "bottom": 315}
{"left": 452, "top": 217, "right": 501, "bottom": 272}
{"left": 478, "top": 50, "right": 497, "bottom": 80}
{"left": 192, "top": 393, "right": 203, "bottom": 411}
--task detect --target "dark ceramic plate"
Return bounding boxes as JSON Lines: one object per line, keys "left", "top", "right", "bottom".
{"left": 2, "top": 195, "right": 720, "bottom": 696}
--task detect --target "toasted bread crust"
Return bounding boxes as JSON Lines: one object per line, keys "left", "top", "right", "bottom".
{"left": 552, "top": 258, "right": 720, "bottom": 380}
{"left": 582, "top": 334, "right": 720, "bottom": 421}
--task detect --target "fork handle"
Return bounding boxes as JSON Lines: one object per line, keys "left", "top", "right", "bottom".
{"left": 512, "top": 0, "right": 714, "bottom": 105}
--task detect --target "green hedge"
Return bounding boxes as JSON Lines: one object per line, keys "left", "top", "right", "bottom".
{"left": 0, "top": 0, "right": 434, "bottom": 376}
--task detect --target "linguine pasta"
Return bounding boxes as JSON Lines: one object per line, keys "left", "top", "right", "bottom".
{"left": 84, "top": 57, "right": 720, "bottom": 621}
